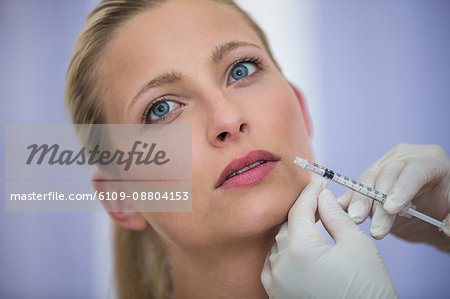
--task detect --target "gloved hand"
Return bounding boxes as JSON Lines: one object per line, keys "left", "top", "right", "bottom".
{"left": 261, "top": 177, "right": 396, "bottom": 299}
{"left": 337, "top": 144, "right": 450, "bottom": 248}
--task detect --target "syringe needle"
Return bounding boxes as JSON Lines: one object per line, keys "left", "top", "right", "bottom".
{"left": 280, "top": 152, "right": 296, "bottom": 160}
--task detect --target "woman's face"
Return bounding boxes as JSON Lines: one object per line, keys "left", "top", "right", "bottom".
{"left": 99, "top": 0, "right": 313, "bottom": 248}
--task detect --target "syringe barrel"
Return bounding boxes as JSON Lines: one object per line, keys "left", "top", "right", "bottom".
{"left": 326, "top": 169, "right": 387, "bottom": 203}
{"left": 292, "top": 155, "right": 445, "bottom": 231}
{"left": 294, "top": 158, "right": 326, "bottom": 176}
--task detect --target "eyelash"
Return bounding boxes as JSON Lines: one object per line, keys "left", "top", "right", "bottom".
{"left": 227, "top": 56, "right": 263, "bottom": 83}
{"left": 141, "top": 97, "right": 179, "bottom": 124}
{"left": 142, "top": 56, "right": 264, "bottom": 123}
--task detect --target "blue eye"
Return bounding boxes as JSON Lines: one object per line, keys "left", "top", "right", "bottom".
{"left": 145, "top": 99, "right": 181, "bottom": 123}
{"left": 152, "top": 101, "right": 170, "bottom": 117}
{"left": 229, "top": 62, "right": 257, "bottom": 83}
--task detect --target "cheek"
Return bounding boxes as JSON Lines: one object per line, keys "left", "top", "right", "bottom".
{"left": 249, "top": 84, "right": 309, "bottom": 148}
{"left": 141, "top": 210, "right": 209, "bottom": 249}
{"left": 140, "top": 149, "right": 215, "bottom": 248}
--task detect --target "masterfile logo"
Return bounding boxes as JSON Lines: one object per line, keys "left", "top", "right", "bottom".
{"left": 5, "top": 124, "right": 192, "bottom": 212}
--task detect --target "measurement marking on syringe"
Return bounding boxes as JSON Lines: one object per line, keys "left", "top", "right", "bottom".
{"left": 284, "top": 153, "right": 446, "bottom": 231}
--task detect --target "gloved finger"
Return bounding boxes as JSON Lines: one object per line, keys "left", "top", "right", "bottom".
{"left": 274, "top": 222, "right": 288, "bottom": 251}
{"left": 318, "top": 188, "right": 362, "bottom": 243}
{"left": 383, "top": 160, "right": 444, "bottom": 214}
{"left": 288, "top": 177, "right": 327, "bottom": 226}
{"left": 288, "top": 177, "right": 329, "bottom": 245}
{"left": 336, "top": 189, "right": 353, "bottom": 211}
{"left": 348, "top": 170, "right": 378, "bottom": 223}
{"left": 369, "top": 201, "right": 396, "bottom": 239}
{"left": 368, "top": 161, "right": 403, "bottom": 239}
{"left": 444, "top": 213, "right": 450, "bottom": 238}
{"left": 373, "top": 160, "right": 405, "bottom": 196}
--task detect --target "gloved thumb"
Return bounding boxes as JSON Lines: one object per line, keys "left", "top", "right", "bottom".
{"left": 288, "top": 177, "right": 327, "bottom": 226}
{"left": 318, "top": 188, "right": 364, "bottom": 243}
{"left": 288, "top": 177, "right": 329, "bottom": 249}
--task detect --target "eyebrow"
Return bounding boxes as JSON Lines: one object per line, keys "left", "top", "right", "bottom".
{"left": 210, "top": 40, "right": 260, "bottom": 64}
{"left": 128, "top": 40, "right": 260, "bottom": 111}
{"left": 128, "top": 71, "right": 184, "bottom": 112}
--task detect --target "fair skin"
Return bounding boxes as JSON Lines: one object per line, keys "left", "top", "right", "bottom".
{"left": 94, "top": 0, "right": 313, "bottom": 297}
{"left": 92, "top": 0, "right": 450, "bottom": 298}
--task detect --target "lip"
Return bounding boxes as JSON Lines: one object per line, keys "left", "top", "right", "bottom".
{"left": 215, "top": 150, "right": 280, "bottom": 189}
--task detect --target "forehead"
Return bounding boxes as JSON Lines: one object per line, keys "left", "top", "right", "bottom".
{"left": 103, "top": 0, "right": 262, "bottom": 70}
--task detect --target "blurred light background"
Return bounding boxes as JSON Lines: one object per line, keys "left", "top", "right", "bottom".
{"left": 1, "top": 0, "right": 449, "bottom": 298}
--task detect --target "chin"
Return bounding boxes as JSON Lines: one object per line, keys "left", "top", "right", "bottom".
{"left": 220, "top": 186, "right": 298, "bottom": 240}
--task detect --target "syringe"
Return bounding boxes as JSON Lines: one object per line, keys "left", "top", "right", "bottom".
{"left": 285, "top": 154, "right": 446, "bottom": 231}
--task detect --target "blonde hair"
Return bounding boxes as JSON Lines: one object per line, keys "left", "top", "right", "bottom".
{"left": 65, "top": 0, "right": 279, "bottom": 298}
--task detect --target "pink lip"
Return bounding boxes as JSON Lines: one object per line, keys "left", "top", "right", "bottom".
{"left": 215, "top": 150, "right": 279, "bottom": 189}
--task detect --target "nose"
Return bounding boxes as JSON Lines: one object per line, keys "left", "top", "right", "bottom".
{"left": 206, "top": 94, "right": 249, "bottom": 147}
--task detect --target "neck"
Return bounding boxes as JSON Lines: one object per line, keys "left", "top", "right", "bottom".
{"left": 167, "top": 230, "right": 277, "bottom": 299}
